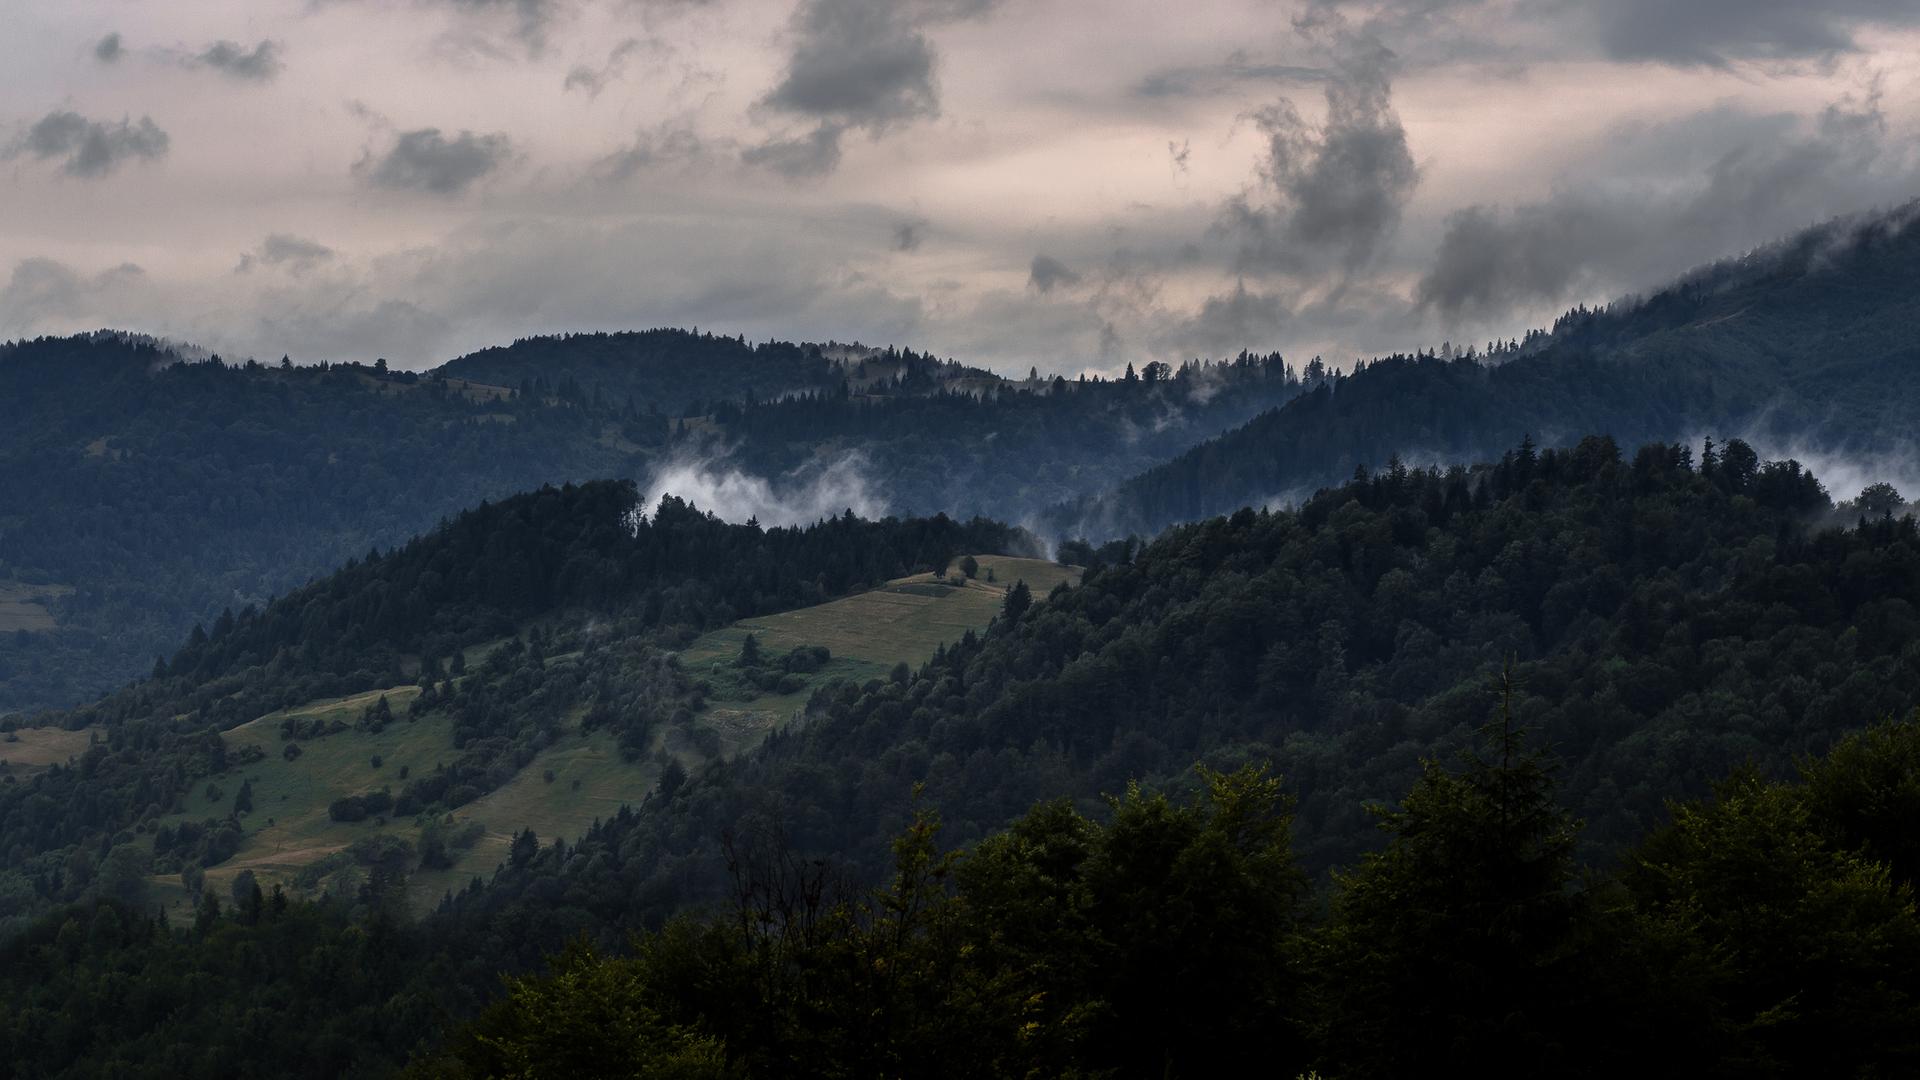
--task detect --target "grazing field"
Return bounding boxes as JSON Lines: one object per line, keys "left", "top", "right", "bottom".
{"left": 149, "top": 554, "right": 1079, "bottom": 916}
{"left": 699, "top": 555, "right": 1076, "bottom": 666}
{"left": 0, "top": 724, "right": 94, "bottom": 778}
{"left": 679, "top": 554, "right": 1081, "bottom": 726}
{"left": 0, "top": 582, "right": 70, "bottom": 632}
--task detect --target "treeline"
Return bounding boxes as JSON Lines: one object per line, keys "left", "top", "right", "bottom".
{"left": 1054, "top": 204, "right": 1920, "bottom": 538}
{"left": 694, "top": 350, "right": 1303, "bottom": 520}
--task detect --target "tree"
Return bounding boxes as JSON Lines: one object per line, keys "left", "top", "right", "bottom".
{"left": 411, "top": 941, "right": 725, "bottom": 1079}
{"left": 233, "top": 778, "right": 254, "bottom": 815}
{"left": 1315, "top": 672, "right": 1598, "bottom": 1078}
{"left": 957, "top": 555, "right": 979, "bottom": 579}
{"left": 738, "top": 633, "right": 762, "bottom": 669}
{"left": 658, "top": 758, "right": 688, "bottom": 800}
{"left": 1001, "top": 580, "right": 1031, "bottom": 621}
{"left": 1856, "top": 482, "right": 1908, "bottom": 519}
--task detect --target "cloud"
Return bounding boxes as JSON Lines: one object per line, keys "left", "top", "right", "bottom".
{"left": 1171, "top": 280, "right": 1291, "bottom": 357}
{"left": 11, "top": 111, "right": 169, "bottom": 178}
{"left": 1591, "top": 0, "right": 1920, "bottom": 68}
{"left": 1224, "top": 27, "right": 1418, "bottom": 277}
{"left": 1168, "top": 138, "right": 1191, "bottom": 181}
{"left": 1416, "top": 86, "right": 1917, "bottom": 320}
{"left": 741, "top": 123, "right": 844, "bottom": 178}
{"left": 237, "top": 234, "right": 336, "bottom": 274}
{"left": 356, "top": 128, "right": 513, "bottom": 194}
{"left": 191, "top": 40, "right": 283, "bottom": 82}
{"left": 564, "top": 37, "right": 647, "bottom": 97}
{"left": 746, "top": 0, "right": 1001, "bottom": 177}
{"left": 892, "top": 220, "right": 927, "bottom": 251}
{"left": 0, "top": 258, "right": 148, "bottom": 336}
{"left": 592, "top": 122, "right": 710, "bottom": 181}
{"left": 94, "top": 32, "right": 123, "bottom": 63}
{"left": 1028, "top": 254, "right": 1082, "bottom": 293}
{"left": 1134, "top": 52, "right": 1324, "bottom": 98}
{"left": 645, "top": 451, "right": 888, "bottom": 525}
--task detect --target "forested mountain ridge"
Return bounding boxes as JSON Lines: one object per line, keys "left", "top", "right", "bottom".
{"left": 0, "top": 331, "right": 1299, "bottom": 715}
{"left": 6, "top": 436, "right": 1920, "bottom": 1076}
{"left": 1053, "top": 202, "right": 1920, "bottom": 538}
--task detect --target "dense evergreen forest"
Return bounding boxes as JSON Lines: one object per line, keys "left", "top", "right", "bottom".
{"left": 3, "top": 435, "right": 1918, "bottom": 1074}
{"left": 0, "top": 332, "right": 1296, "bottom": 715}
{"left": 1053, "top": 204, "right": 1920, "bottom": 537}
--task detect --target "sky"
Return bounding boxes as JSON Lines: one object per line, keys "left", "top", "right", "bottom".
{"left": 1, "top": 0, "right": 1917, "bottom": 376}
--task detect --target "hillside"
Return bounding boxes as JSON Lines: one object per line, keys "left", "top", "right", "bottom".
{"left": 0, "top": 331, "right": 1293, "bottom": 715}
{"left": 1053, "top": 204, "right": 1920, "bottom": 539}
{"left": 0, "top": 476, "right": 1044, "bottom": 934}
{"left": 123, "top": 554, "right": 1075, "bottom": 922}
{"left": 7, "top": 435, "right": 1920, "bottom": 1076}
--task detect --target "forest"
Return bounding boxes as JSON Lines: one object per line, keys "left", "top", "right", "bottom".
{"left": 1052, "top": 205, "right": 1920, "bottom": 537}
{"left": 0, "top": 332, "right": 1298, "bottom": 716}
{"left": 2, "top": 434, "right": 1918, "bottom": 1074}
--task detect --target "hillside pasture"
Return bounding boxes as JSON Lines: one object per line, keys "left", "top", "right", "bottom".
{"left": 0, "top": 725, "right": 94, "bottom": 779}
{"left": 0, "top": 582, "right": 70, "bottom": 632}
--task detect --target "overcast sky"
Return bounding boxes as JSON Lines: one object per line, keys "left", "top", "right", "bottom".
{"left": 2, "top": 0, "right": 1916, "bottom": 375}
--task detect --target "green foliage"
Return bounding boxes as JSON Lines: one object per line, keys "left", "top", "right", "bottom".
{"left": 410, "top": 940, "right": 725, "bottom": 1080}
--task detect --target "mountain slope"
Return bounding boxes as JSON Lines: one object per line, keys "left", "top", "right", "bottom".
{"left": 0, "top": 334, "right": 1296, "bottom": 714}
{"left": 1053, "top": 204, "right": 1920, "bottom": 538}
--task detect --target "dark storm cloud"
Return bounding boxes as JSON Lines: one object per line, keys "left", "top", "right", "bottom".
{"left": 356, "top": 128, "right": 513, "bottom": 194}
{"left": 1224, "top": 30, "right": 1418, "bottom": 277}
{"left": 13, "top": 110, "right": 169, "bottom": 178}
{"left": 237, "top": 234, "right": 336, "bottom": 274}
{"left": 192, "top": 40, "right": 283, "bottom": 82}
{"left": 747, "top": 0, "right": 1001, "bottom": 178}
{"left": 94, "top": 32, "right": 122, "bottom": 63}
{"left": 1028, "top": 254, "right": 1082, "bottom": 293}
{"left": 1416, "top": 88, "right": 1914, "bottom": 320}
{"left": 1592, "top": 0, "right": 1920, "bottom": 67}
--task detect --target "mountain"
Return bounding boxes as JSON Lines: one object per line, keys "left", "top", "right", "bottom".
{"left": 0, "top": 331, "right": 1300, "bottom": 715}
{"left": 1052, "top": 203, "right": 1920, "bottom": 539}
{"left": 5, "top": 436, "right": 1920, "bottom": 1075}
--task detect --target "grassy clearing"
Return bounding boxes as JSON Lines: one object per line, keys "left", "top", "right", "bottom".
{"left": 0, "top": 725, "right": 95, "bottom": 778}
{"left": 0, "top": 582, "right": 70, "bottom": 632}
{"left": 678, "top": 554, "right": 1080, "bottom": 728}
{"left": 146, "top": 555, "right": 1078, "bottom": 916}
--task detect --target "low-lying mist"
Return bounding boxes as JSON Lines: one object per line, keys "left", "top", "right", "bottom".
{"left": 644, "top": 452, "right": 888, "bottom": 527}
